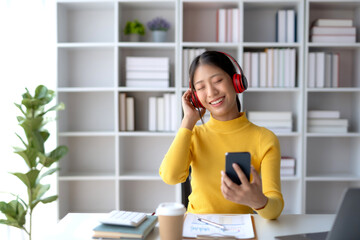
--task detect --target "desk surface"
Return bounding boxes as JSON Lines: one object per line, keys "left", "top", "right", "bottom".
{"left": 43, "top": 213, "right": 335, "bottom": 240}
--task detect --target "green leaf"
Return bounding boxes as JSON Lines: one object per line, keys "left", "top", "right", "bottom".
{"left": 40, "top": 195, "right": 58, "bottom": 204}
{"left": 49, "top": 145, "right": 68, "bottom": 161}
{"left": 11, "top": 169, "right": 40, "bottom": 189}
{"left": 15, "top": 134, "right": 28, "bottom": 148}
{"left": 31, "top": 184, "right": 50, "bottom": 209}
{"left": 40, "top": 102, "right": 65, "bottom": 117}
{"left": 39, "top": 130, "right": 50, "bottom": 142}
{"left": 14, "top": 147, "right": 37, "bottom": 168}
{"left": 38, "top": 168, "right": 59, "bottom": 183}
{"left": 14, "top": 103, "right": 26, "bottom": 116}
{"left": 0, "top": 200, "right": 27, "bottom": 228}
{"left": 34, "top": 85, "right": 48, "bottom": 99}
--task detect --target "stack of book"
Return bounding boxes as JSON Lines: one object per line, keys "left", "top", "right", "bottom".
{"left": 247, "top": 111, "right": 292, "bottom": 133}
{"left": 308, "top": 52, "right": 339, "bottom": 88}
{"left": 276, "top": 9, "right": 296, "bottom": 43}
{"left": 307, "top": 110, "right": 348, "bottom": 133}
{"left": 216, "top": 8, "right": 240, "bottom": 43}
{"left": 182, "top": 48, "right": 206, "bottom": 87}
{"left": 93, "top": 215, "right": 158, "bottom": 239}
{"left": 149, "top": 93, "right": 177, "bottom": 132}
{"left": 243, "top": 48, "right": 296, "bottom": 88}
{"left": 119, "top": 93, "right": 135, "bottom": 132}
{"left": 310, "top": 19, "right": 356, "bottom": 43}
{"left": 280, "top": 156, "right": 296, "bottom": 176}
{"left": 126, "top": 57, "right": 170, "bottom": 88}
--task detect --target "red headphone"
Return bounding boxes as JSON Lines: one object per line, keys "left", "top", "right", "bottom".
{"left": 190, "top": 51, "right": 248, "bottom": 109}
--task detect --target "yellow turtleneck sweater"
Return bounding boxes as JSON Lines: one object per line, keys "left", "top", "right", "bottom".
{"left": 159, "top": 112, "right": 284, "bottom": 220}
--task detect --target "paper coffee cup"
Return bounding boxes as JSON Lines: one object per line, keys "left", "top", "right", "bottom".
{"left": 156, "top": 202, "right": 186, "bottom": 240}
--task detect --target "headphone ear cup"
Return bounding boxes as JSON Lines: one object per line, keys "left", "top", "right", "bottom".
{"left": 232, "top": 72, "right": 248, "bottom": 93}
{"left": 232, "top": 73, "right": 244, "bottom": 93}
{"left": 191, "top": 91, "right": 204, "bottom": 109}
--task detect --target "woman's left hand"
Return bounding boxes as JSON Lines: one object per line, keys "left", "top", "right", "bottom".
{"left": 220, "top": 164, "right": 268, "bottom": 210}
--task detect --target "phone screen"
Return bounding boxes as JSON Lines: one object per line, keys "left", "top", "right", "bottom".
{"left": 225, "top": 152, "right": 251, "bottom": 185}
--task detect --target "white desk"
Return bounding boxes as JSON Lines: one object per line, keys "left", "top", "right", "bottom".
{"left": 43, "top": 213, "right": 335, "bottom": 240}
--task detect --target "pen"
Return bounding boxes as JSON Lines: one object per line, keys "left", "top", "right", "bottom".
{"left": 197, "top": 217, "right": 226, "bottom": 231}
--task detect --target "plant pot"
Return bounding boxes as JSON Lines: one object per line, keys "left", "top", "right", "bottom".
{"left": 151, "top": 30, "right": 167, "bottom": 42}
{"left": 128, "top": 34, "right": 140, "bottom": 42}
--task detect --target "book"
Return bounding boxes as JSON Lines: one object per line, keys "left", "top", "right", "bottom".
{"left": 126, "top": 71, "right": 169, "bottom": 80}
{"left": 183, "top": 213, "right": 255, "bottom": 239}
{"left": 281, "top": 167, "right": 295, "bottom": 176}
{"left": 315, "top": 52, "right": 325, "bottom": 88}
{"left": 308, "top": 110, "right": 340, "bottom": 119}
{"left": 251, "top": 52, "right": 259, "bottom": 87}
{"left": 243, "top": 52, "right": 251, "bottom": 86}
{"left": 278, "top": 49, "right": 285, "bottom": 87}
{"left": 259, "top": 52, "right": 267, "bottom": 88}
{"left": 157, "top": 97, "right": 165, "bottom": 131}
{"left": 311, "top": 35, "right": 356, "bottom": 43}
{"left": 265, "top": 48, "right": 274, "bottom": 87}
{"left": 252, "top": 120, "right": 292, "bottom": 128}
{"left": 308, "top": 52, "right": 316, "bottom": 88}
{"left": 218, "top": 9, "right": 226, "bottom": 42}
{"left": 313, "top": 19, "right": 353, "bottom": 27}
{"left": 308, "top": 118, "right": 348, "bottom": 127}
{"left": 281, "top": 157, "right": 296, "bottom": 168}
{"left": 286, "top": 10, "right": 295, "bottom": 43}
{"left": 148, "top": 97, "right": 157, "bottom": 131}
{"left": 277, "top": 10, "right": 286, "bottom": 42}
{"left": 93, "top": 215, "right": 158, "bottom": 239}
{"left": 331, "top": 53, "right": 339, "bottom": 87}
{"left": 273, "top": 48, "right": 279, "bottom": 87}
{"left": 126, "top": 80, "right": 168, "bottom": 88}
{"left": 232, "top": 8, "right": 239, "bottom": 43}
{"left": 164, "top": 93, "right": 171, "bottom": 131}
{"left": 324, "top": 53, "right": 332, "bottom": 88}
{"left": 119, "top": 93, "right": 127, "bottom": 131}
{"left": 247, "top": 111, "right": 292, "bottom": 121}
{"left": 126, "top": 97, "right": 135, "bottom": 131}
{"left": 308, "top": 125, "right": 348, "bottom": 133}
{"left": 289, "top": 48, "right": 296, "bottom": 87}
{"left": 310, "top": 26, "right": 356, "bottom": 35}
{"left": 126, "top": 57, "right": 169, "bottom": 70}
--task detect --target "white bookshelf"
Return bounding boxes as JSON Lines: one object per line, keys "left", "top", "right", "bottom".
{"left": 56, "top": 0, "right": 360, "bottom": 219}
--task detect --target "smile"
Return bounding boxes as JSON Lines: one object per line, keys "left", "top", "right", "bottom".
{"left": 210, "top": 97, "right": 224, "bottom": 105}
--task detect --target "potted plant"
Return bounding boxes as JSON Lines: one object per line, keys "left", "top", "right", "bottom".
{"left": 0, "top": 85, "right": 68, "bottom": 240}
{"left": 123, "top": 19, "right": 145, "bottom": 42}
{"left": 147, "top": 17, "right": 171, "bottom": 42}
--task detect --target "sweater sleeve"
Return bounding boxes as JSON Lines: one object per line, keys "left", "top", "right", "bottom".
{"left": 254, "top": 128, "right": 284, "bottom": 220}
{"left": 159, "top": 128, "right": 193, "bottom": 185}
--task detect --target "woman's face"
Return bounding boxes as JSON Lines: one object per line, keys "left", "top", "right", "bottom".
{"left": 193, "top": 64, "right": 240, "bottom": 121}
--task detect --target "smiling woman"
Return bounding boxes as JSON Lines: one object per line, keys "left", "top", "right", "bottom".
{"left": 159, "top": 51, "right": 284, "bottom": 220}
{"left": 0, "top": 1, "right": 57, "bottom": 239}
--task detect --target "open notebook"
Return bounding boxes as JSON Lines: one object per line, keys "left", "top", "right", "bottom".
{"left": 183, "top": 213, "right": 255, "bottom": 239}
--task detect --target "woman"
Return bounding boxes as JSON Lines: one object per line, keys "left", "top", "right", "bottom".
{"left": 159, "top": 51, "right": 284, "bottom": 220}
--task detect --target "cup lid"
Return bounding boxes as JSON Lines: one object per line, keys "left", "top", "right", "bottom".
{"left": 156, "top": 202, "right": 186, "bottom": 216}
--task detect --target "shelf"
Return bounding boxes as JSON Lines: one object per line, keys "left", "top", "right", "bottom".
{"left": 57, "top": 87, "right": 115, "bottom": 92}
{"left": 117, "top": 42, "right": 176, "bottom": 48}
{"left": 306, "top": 174, "right": 360, "bottom": 182}
{"left": 118, "top": 87, "right": 176, "bottom": 92}
{"left": 56, "top": 0, "right": 360, "bottom": 217}
{"left": 243, "top": 42, "right": 301, "bottom": 48}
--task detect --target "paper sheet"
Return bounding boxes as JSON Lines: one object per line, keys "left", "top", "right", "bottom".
{"left": 183, "top": 213, "right": 255, "bottom": 239}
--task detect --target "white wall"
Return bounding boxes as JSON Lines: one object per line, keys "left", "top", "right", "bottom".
{"left": 0, "top": 0, "right": 57, "bottom": 239}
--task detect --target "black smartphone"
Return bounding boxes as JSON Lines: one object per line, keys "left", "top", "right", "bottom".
{"left": 225, "top": 152, "right": 251, "bottom": 185}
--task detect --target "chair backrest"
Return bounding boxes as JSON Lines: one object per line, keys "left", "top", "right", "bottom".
{"left": 181, "top": 167, "right": 192, "bottom": 209}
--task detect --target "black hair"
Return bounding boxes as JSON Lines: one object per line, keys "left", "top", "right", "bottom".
{"left": 189, "top": 51, "right": 242, "bottom": 123}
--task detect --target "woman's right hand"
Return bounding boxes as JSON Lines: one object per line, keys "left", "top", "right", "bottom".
{"left": 180, "top": 89, "right": 205, "bottom": 130}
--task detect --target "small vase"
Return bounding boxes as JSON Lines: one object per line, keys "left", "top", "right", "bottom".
{"left": 128, "top": 34, "right": 140, "bottom": 42}
{"left": 152, "top": 30, "right": 167, "bottom": 42}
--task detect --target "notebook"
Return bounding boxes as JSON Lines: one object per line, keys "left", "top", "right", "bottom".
{"left": 93, "top": 215, "right": 157, "bottom": 239}
{"left": 275, "top": 188, "right": 360, "bottom": 240}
